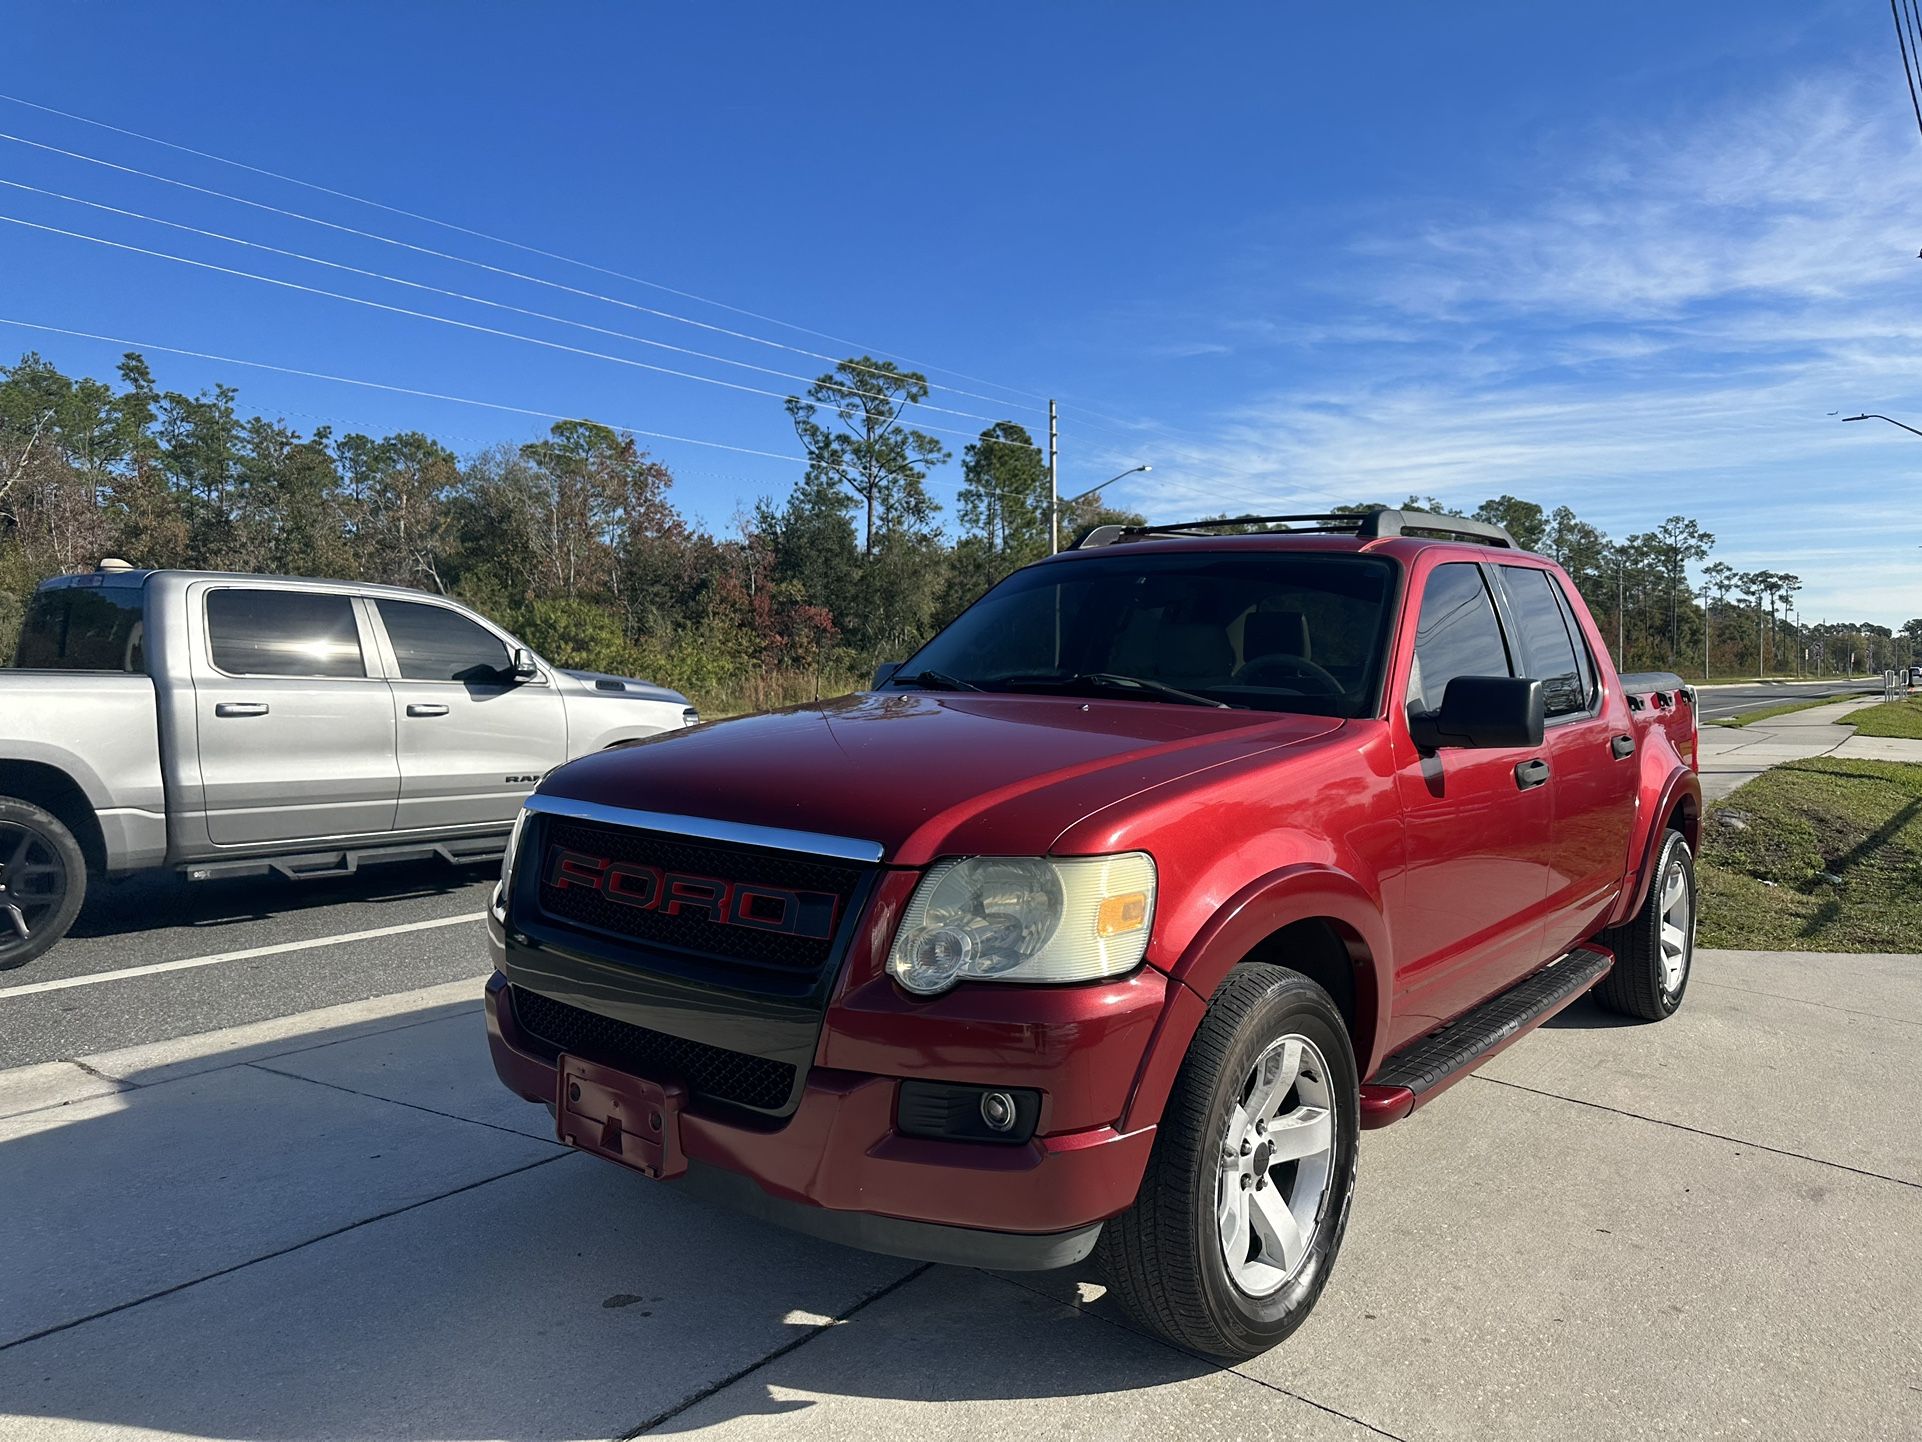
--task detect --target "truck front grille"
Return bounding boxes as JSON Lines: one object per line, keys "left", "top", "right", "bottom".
{"left": 531, "top": 817, "right": 866, "bottom": 980}
{"left": 510, "top": 985, "right": 797, "bottom": 1113}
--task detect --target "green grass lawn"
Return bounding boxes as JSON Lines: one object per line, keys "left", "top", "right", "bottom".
{"left": 1837, "top": 696, "right": 1922, "bottom": 738}
{"left": 1699, "top": 756, "right": 1922, "bottom": 951}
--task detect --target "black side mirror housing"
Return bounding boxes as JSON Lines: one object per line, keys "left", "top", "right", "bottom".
{"left": 1408, "top": 676, "right": 1545, "bottom": 751}
{"left": 872, "top": 660, "right": 904, "bottom": 690}
{"left": 510, "top": 646, "right": 540, "bottom": 681}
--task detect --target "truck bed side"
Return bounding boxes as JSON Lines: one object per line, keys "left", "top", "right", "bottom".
{"left": 0, "top": 672, "right": 167, "bottom": 873}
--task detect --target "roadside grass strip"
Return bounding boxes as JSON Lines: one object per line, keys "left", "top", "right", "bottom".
{"left": 1712, "top": 696, "right": 1843, "bottom": 728}
{"left": 1838, "top": 696, "right": 1922, "bottom": 739}
{"left": 1700, "top": 756, "right": 1922, "bottom": 951}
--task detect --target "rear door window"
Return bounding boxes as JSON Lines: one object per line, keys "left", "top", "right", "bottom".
{"left": 1499, "top": 566, "right": 1591, "bottom": 719}
{"left": 206, "top": 589, "right": 366, "bottom": 678}
{"left": 13, "top": 586, "right": 145, "bottom": 672}
{"left": 375, "top": 599, "right": 511, "bottom": 683}
{"left": 1407, "top": 562, "right": 1512, "bottom": 713}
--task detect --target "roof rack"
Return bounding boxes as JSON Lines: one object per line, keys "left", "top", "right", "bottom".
{"left": 1073, "top": 509, "right": 1517, "bottom": 550}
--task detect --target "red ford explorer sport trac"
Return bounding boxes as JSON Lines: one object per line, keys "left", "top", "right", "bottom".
{"left": 482, "top": 509, "right": 1700, "bottom": 1360}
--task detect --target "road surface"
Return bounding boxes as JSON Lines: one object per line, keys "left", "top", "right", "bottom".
{"left": 1692, "top": 677, "right": 1879, "bottom": 721}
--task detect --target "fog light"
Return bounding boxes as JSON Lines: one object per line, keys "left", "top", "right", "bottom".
{"left": 980, "top": 1090, "right": 1018, "bottom": 1132}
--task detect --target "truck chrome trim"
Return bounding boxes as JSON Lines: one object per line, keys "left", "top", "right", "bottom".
{"left": 521, "top": 793, "right": 886, "bottom": 864}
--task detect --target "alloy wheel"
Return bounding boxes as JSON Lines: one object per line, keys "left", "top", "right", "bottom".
{"left": 1659, "top": 854, "right": 1694, "bottom": 997}
{"left": 0, "top": 820, "right": 69, "bottom": 959}
{"left": 1215, "top": 1033, "right": 1337, "bottom": 1297}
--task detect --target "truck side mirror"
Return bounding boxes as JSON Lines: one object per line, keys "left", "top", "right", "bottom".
{"left": 1408, "top": 676, "right": 1545, "bottom": 751}
{"left": 871, "top": 660, "right": 904, "bottom": 690}
{"left": 510, "top": 646, "right": 541, "bottom": 681}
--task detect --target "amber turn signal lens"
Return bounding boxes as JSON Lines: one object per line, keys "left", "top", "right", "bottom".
{"left": 1095, "top": 891, "right": 1149, "bottom": 937}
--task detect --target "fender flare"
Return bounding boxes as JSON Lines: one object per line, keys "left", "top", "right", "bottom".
{"left": 1610, "top": 765, "right": 1702, "bottom": 927}
{"left": 1121, "top": 863, "right": 1392, "bottom": 1132}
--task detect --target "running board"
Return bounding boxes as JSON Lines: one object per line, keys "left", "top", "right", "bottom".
{"left": 1359, "top": 945, "right": 1613, "bottom": 1127}
{"left": 182, "top": 836, "right": 506, "bottom": 883}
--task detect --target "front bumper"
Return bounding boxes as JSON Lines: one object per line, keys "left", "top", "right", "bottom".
{"left": 484, "top": 960, "right": 1165, "bottom": 1269}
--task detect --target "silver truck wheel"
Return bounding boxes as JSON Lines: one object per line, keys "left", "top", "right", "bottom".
{"left": 1596, "top": 829, "right": 1694, "bottom": 1021}
{"left": 1216, "top": 1034, "right": 1337, "bottom": 1297}
{"left": 0, "top": 799, "right": 87, "bottom": 970}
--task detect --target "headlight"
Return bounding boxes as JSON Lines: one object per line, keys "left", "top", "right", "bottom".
{"left": 887, "top": 853, "right": 1156, "bottom": 996}
{"left": 494, "top": 807, "right": 530, "bottom": 920}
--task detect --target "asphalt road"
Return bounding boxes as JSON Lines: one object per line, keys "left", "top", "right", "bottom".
{"left": 1692, "top": 677, "right": 1879, "bottom": 720}
{"left": 0, "top": 858, "right": 497, "bottom": 1070}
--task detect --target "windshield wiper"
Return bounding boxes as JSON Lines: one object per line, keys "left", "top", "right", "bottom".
{"left": 998, "top": 671, "right": 1233, "bottom": 709}
{"left": 892, "top": 668, "right": 981, "bottom": 692}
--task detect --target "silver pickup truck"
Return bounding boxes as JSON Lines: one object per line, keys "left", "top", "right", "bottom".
{"left": 0, "top": 565, "right": 697, "bottom": 969}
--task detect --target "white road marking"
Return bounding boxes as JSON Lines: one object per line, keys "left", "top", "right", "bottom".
{"left": 0, "top": 913, "right": 486, "bottom": 1000}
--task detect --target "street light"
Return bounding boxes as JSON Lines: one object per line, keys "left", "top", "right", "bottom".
{"left": 1842, "top": 413, "right": 1922, "bottom": 439}
{"left": 1050, "top": 464, "right": 1151, "bottom": 553}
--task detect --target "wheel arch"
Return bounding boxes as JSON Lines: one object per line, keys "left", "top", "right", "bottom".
{"left": 0, "top": 759, "right": 106, "bottom": 874}
{"left": 1609, "top": 766, "right": 1702, "bottom": 928}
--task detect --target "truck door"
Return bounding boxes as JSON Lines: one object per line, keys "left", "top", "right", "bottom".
{"left": 193, "top": 585, "right": 400, "bottom": 845}
{"left": 368, "top": 597, "right": 565, "bottom": 831}
{"left": 1388, "top": 561, "right": 1555, "bottom": 1047}
{"left": 1494, "top": 564, "right": 1640, "bottom": 956}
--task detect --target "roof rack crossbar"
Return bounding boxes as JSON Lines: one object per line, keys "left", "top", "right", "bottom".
{"left": 1073, "top": 509, "right": 1516, "bottom": 550}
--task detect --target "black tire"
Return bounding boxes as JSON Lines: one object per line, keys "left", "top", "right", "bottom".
{"left": 1098, "top": 963, "right": 1359, "bottom": 1361}
{"left": 0, "top": 796, "right": 88, "bottom": 970}
{"left": 1594, "top": 828, "right": 1694, "bottom": 1021}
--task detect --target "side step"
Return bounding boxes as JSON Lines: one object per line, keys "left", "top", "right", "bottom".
{"left": 181, "top": 836, "right": 506, "bottom": 883}
{"left": 1359, "top": 945, "right": 1613, "bottom": 1127}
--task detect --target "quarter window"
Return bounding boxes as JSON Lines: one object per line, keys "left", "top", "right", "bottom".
{"left": 206, "top": 590, "right": 366, "bottom": 679}
{"left": 1407, "top": 563, "right": 1511, "bottom": 713}
{"left": 376, "top": 599, "right": 512, "bottom": 683}
{"left": 1500, "top": 566, "right": 1590, "bottom": 718}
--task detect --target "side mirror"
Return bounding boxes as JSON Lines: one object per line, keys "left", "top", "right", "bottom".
{"left": 1408, "top": 676, "right": 1544, "bottom": 751}
{"left": 871, "top": 660, "right": 904, "bottom": 690}
{"left": 510, "top": 646, "right": 540, "bottom": 681}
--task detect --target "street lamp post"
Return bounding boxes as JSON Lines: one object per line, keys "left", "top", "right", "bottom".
{"left": 1842, "top": 413, "right": 1922, "bottom": 439}
{"left": 1051, "top": 464, "right": 1151, "bottom": 552}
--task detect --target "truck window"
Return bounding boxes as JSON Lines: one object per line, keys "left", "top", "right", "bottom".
{"left": 1498, "top": 566, "right": 1591, "bottom": 718}
{"left": 206, "top": 589, "right": 366, "bottom": 679}
{"left": 13, "top": 585, "right": 145, "bottom": 672}
{"left": 1407, "top": 563, "right": 1511, "bottom": 713}
{"left": 375, "top": 599, "right": 511, "bottom": 683}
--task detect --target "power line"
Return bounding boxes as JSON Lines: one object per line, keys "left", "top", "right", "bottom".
{"left": 0, "top": 176, "right": 1019, "bottom": 429}
{"left": 0, "top": 122, "right": 1051, "bottom": 418}
{"left": 0, "top": 210, "right": 1046, "bottom": 455}
{"left": 0, "top": 316, "right": 810, "bottom": 463}
{"left": 1893, "top": 0, "right": 1922, "bottom": 149}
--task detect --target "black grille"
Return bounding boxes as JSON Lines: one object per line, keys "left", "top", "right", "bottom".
{"left": 511, "top": 986, "right": 796, "bottom": 1113}
{"left": 532, "top": 818, "right": 865, "bottom": 976}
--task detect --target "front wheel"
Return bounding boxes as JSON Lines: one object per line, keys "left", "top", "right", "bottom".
{"left": 1098, "top": 964, "right": 1359, "bottom": 1361}
{"left": 1595, "top": 829, "right": 1695, "bottom": 1021}
{"left": 0, "top": 797, "right": 87, "bottom": 970}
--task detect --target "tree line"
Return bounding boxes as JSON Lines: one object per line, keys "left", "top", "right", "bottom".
{"left": 0, "top": 348, "right": 1903, "bottom": 714}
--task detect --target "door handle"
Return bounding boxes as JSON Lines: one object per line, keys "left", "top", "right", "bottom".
{"left": 1514, "top": 757, "right": 1551, "bottom": 791}
{"left": 1611, "top": 733, "right": 1636, "bottom": 759}
{"left": 214, "top": 702, "right": 269, "bottom": 718}
{"left": 406, "top": 702, "right": 451, "bottom": 717}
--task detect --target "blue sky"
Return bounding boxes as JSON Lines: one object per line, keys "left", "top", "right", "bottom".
{"left": 5, "top": 1, "right": 1921, "bottom": 623}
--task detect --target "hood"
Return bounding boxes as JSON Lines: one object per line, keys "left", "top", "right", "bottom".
{"left": 537, "top": 691, "right": 1343, "bottom": 865}
{"left": 558, "top": 667, "right": 690, "bottom": 707}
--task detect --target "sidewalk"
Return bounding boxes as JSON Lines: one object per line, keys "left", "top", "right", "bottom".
{"left": 3, "top": 952, "right": 1918, "bottom": 1440}
{"left": 1696, "top": 697, "right": 1922, "bottom": 799}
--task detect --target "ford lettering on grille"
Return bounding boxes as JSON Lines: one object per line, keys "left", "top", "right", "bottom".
{"left": 545, "top": 845, "right": 839, "bottom": 940}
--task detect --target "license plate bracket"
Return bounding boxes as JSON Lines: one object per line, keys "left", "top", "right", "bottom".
{"left": 556, "top": 1055, "right": 687, "bottom": 1180}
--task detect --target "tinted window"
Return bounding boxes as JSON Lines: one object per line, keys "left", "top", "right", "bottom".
{"left": 1548, "top": 574, "right": 1598, "bottom": 709}
{"left": 206, "top": 589, "right": 365, "bottom": 678}
{"left": 14, "top": 585, "right": 145, "bottom": 672}
{"left": 1407, "top": 563, "right": 1511, "bottom": 713}
{"left": 1501, "top": 566, "right": 1588, "bottom": 718}
{"left": 376, "top": 599, "right": 510, "bottom": 683}
{"left": 892, "top": 552, "right": 1397, "bottom": 718}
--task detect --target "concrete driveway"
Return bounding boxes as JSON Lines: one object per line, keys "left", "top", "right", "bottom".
{"left": 2, "top": 949, "right": 1917, "bottom": 1441}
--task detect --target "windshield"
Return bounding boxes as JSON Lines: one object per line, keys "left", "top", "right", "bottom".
{"left": 13, "top": 584, "right": 147, "bottom": 673}
{"left": 893, "top": 551, "right": 1398, "bottom": 718}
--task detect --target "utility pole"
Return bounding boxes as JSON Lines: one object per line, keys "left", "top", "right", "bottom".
{"left": 1047, "top": 400, "right": 1060, "bottom": 555}
{"left": 1617, "top": 554, "right": 1625, "bottom": 660}
{"left": 1701, "top": 579, "right": 1711, "bottom": 680}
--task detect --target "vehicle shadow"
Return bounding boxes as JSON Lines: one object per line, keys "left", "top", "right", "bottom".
{"left": 65, "top": 858, "right": 493, "bottom": 942}
{"left": 1541, "top": 994, "right": 1640, "bottom": 1029}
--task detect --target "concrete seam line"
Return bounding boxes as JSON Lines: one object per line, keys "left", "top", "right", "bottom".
{"left": 620, "top": 1263, "right": 937, "bottom": 1438}
{"left": 1471, "top": 1076, "right": 1922, "bottom": 1191}
{"left": 990, "top": 1271, "right": 1412, "bottom": 1441}
{"left": 0, "top": 911, "right": 485, "bottom": 1001}
{"left": 246, "top": 1060, "right": 568, "bottom": 1147}
{"left": 0, "top": 1152, "right": 571, "bottom": 1355}
{"left": 1689, "top": 978, "right": 1922, "bottom": 1029}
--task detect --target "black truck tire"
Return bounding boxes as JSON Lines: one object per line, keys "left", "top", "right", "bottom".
{"left": 1594, "top": 828, "right": 1695, "bottom": 1021}
{"left": 0, "top": 796, "right": 88, "bottom": 970}
{"left": 1098, "top": 963, "right": 1359, "bottom": 1361}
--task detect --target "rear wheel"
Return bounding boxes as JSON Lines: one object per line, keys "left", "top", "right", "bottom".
{"left": 0, "top": 797, "right": 87, "bottom": 970}
{"left": 1098, "top": 964, "right": 1358, "bottom": 1360}
{"left": 1595, "top": 829, "right": 1694, "bottom": 1021}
